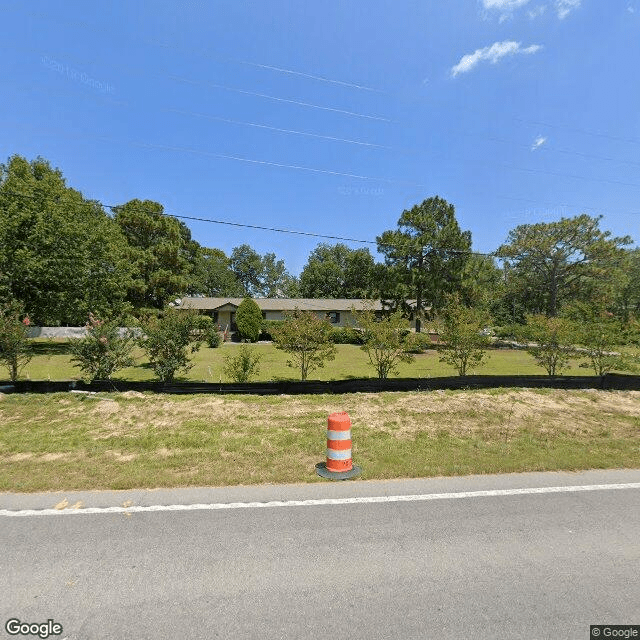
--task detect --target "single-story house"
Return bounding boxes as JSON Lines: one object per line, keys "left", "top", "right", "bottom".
{"left": 175, "top": 297, "right": 420, "bottom": 331}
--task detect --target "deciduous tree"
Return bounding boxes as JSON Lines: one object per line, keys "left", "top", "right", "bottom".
{"left": 138, "top": 309, "right": 202, "bottom": 382}
{"left": 69, "top": 313, "right": 135, "bottom": 381}
{"left": 436, "top": 295, "right": 491, "bottom": 376}
{"left": 0, "top": 155, "right": 132, "bottom": 325}
{"left": 300, "top": 243, "right": 378, "bottom": 298}
{"left": 113, "top": 199, "right": 200, "bottom": 311}
{"left": 353, "top": 304, "right": 414, "bottom": 379}
{"left": 520, "top": 315, "right": 575, "bottom": 377}
{"left": 272, "top": 310, "right": 337, "bottom": 380}
{"left": 0, "top": 302, "right": 32, "bottom": 381}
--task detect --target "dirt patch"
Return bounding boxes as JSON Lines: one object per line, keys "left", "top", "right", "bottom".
{"left": 107, "top": 450, "right": 138, "bottom": 462}
{"left": 122, "top": 391, "right": 146, "bottom": 398}
{"left": 93, "top": 400, "right": 120, "bottom": 416}
{"left": 7, "top": 453, "right": 34, "bottom": 461}
{"left": 40, "top": 453, "right": 70, "bottom": 461}
{"left": 156, "top": 447, "right": 181, "bottom": 457}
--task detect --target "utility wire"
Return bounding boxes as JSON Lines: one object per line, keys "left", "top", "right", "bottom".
{"left": 8, "top": 7, "right": 640, "bottom": 149}
{"left": 2, "top": 188, "right": 634, "bottom": 267}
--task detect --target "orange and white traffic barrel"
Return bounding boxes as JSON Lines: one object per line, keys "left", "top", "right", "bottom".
{"left": 315, "top": 411, "right": 362, "bottom": 480}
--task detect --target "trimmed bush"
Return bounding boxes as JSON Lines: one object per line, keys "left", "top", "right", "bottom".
{"left": 236, "top": 297, "right": 263, "bottom": 342}
{"left": 329, "top": 327, "right": 364, "bottom": 345}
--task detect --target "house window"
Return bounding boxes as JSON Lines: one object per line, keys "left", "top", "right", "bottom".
{"left": 262, "top": 311, "right": 267, "bottom": 319}
{"left": 327, "top": 312, "right": 340, "bottom": 324}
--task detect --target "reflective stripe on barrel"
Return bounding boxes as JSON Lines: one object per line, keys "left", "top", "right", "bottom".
{"left": 326, "top": 412, "right": 353, "bottom": 472}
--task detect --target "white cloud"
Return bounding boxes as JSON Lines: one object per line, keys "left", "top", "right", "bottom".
{"left": 555, "top": 0, "right": 580, "bottom": 19}
{"left": 528, "top": 5, "right": 547, "bottom": 19}
{"left": 482, "top": 0, "right": 532, "bottom": 20}
{"left": 482, "top": 0, "right": 579, "bottom": 19}
{"left": 451, "top": 40, "right": 542, "bottom": 77}
{"left": 531, "top": 135, "right": 547, "bottom": 150}
{"left": 482, "top": 0, "right": 531, "bottom": 11}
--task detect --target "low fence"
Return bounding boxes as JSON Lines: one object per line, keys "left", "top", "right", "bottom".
{"left": 2, "top": 374, "right": 640, "bottom": 395}
{"left": 26, "top": 327, "right": 141, "bottom": 338}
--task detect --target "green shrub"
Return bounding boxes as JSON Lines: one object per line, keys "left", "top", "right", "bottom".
{"left": 206, "top": 328, "right": 222, "bottom": 348}
{"left": 0, "top": 302, "right": 32, "bottom": 382}
{"left": 69, "top": 313, "right": 135, "bottom": 381}
{"left": 495, "top": 323, "right": 530, "bottom": 340}
{"left": 404, "top": 332, "right": 434, "bottom": 353}
{"left": 223, "top": 344, "right": 262, "bottom": 382}
{"left": 329, "top": 327, "right": 364, "bottom": 344}
{"left": 260, "top": 319, "right": 282, "bottom": 341}
{"left": 138, "top": 310, "right": 202, "bottom": 382}
{"left": 236, "top": 297, "right": 263, "bottom": 342}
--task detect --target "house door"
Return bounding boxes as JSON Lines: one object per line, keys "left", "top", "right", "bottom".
{"left": 230, "top": 312, "right": 237, "bottom": 331}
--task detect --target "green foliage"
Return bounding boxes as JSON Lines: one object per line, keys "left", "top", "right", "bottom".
{"left": 272, "top": 310, "right": 337, "bottom": 380}
{"left": 230, "top": 244, "right": 299, "bottom": 298}
{"left": 235, "top": 297, "right": 263, "bottom": 342}
{"left": 563, "top": 303, "right": 638, "bottom": 376}
{"left": 223, "top": 345, "right": 262, "bottom": 382}
{"left": 610, "top": 248, "right": 640, "bottom": 321}
{"left": 494, "top": 323, "right": 529, "bottom": 340}
{"left": 299, "top": 243, "right": 378, "bottom": 298}
{"left": 519, "top": 315, "right": 575, "bottom": 377}
{"left": 206, "top": 328, "right": 222, "bottom": 348}
{"left": 69, "top": 313, "right": 135, "bottom": 381}
{"left": 404, "top": 332, "right": 435, "bottom": 353}
{"left": 376, "top": 196, "right": 472, "bottom": 332}
{"left": 188, "top": 247, "right": 244, "bottom": 297}
{"left": 113, "top": 199, "right": 199, "bottom": 310}
{"left": 353, "top": 304, "right": 415, "bottom": 379}
{"left": 191, "top": 314, "right": 213, "bottom": 332}
{"left": 436, "top": 295, "right": 491, "bottom": 376}
{"left": 0, "top": 302, "right": 32, "bottom": 381}
{"left": 190, "top": 315, "right": 222, "bottom": 347}
{"left": 497, "top": 215, "right": 632, "bottom": 317}
{"left": 138, "top": 310, "right": 202, "bottom": 382}
{"left": 329, "top": 327, "right": 364, "bottom": 345}
{"left": 460, "top": 255, "right": 503, "bottom": 309}
{"left": 0, "top": 155, "right": 132, "bottom": 325}
{"left": 260, "top": 319, "right": 283, "bottom": 341}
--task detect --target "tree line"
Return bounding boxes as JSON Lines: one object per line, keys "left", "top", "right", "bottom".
{"left": 1, "top": 154, "right": 639, "bottom": 330}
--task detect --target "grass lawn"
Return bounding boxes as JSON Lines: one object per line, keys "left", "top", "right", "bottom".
{"left": 1, "top": 388, "right": 639, "bottom": 492}
{"left": 13, "top": 340, "right": 616, "bottom": 382}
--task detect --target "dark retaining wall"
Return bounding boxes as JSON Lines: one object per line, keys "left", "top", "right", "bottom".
{"left": 2, "top": 373, "right": 640, "bottom": 395}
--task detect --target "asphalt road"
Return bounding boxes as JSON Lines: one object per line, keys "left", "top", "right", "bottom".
{"left": 1, "top": 469, "right": 639, "bottom": 640}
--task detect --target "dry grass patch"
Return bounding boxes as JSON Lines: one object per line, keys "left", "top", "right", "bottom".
{"left": 0, "top": 389, "right": 639, "bottom": 491}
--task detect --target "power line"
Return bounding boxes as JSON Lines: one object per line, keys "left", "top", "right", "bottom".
{"left": 2, "top": 188, "right": 634, "bottom": 267}
{"left": 163, "top": 107, "right": 394, "bottom": 149}
{"left": 7, "top": 6, "right": 386, "bottom": 94}
{"left": 166, "top": 74, "right": 393, "bottom": 123}
{"left": 8, "top": 108, "right": 640, "bottom": 203}
{"left": 9, "top": 6, "right": 640, "bottom": 152}
{"left": 5, "top": 114, "right": 640, "bottom": 221}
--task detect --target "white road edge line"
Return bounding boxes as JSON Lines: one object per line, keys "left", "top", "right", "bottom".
{"left": 2, "top": 483, "right": 640, "bottom": 517}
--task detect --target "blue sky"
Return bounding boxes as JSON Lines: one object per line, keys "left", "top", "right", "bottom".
{"left": 2, "top": 1, "right": 639, "bottom": 276}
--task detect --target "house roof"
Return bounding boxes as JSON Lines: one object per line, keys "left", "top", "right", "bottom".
{"left": 176, "top": 297, "right": 387, "bottom": 312}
